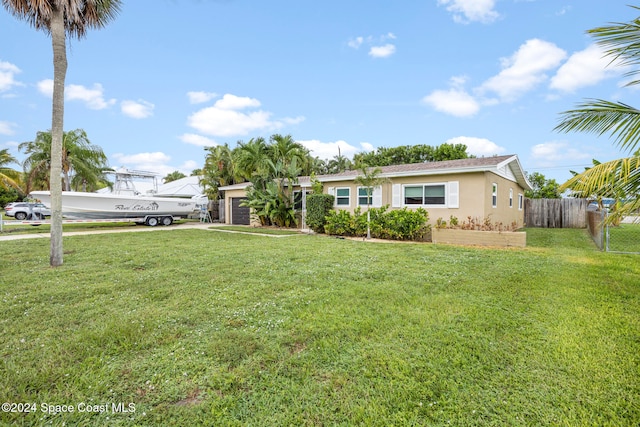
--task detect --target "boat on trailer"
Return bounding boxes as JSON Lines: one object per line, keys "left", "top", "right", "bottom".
{"left": 29, "top": 169, "right": 200, "bottom": 226}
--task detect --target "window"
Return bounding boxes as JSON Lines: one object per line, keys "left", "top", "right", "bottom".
{"left": 335, "top": 187, "right": 350, "bottom": 206}
{"left": 404, "top": 184, "right": 445, "bottom": 206}
{"left": 518, "top": 193, "right": 524, "bottom": 210}
{"left": 509, "top": 188, "right": 513, "bottom": 208}
{"left": 492, "top": 183, "right": 498, "bottom": 208}
{"left": 358, "top": 187, "right": 373, "bottom": 206}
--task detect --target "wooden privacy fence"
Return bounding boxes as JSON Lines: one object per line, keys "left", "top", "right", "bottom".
{"left": 524, "top": 198, "right": 588, "bottom": 228}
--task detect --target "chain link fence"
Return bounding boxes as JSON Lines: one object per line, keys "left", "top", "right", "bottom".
{"left": 587, "top": 208, "right": 640, "bottom": 253}
{"left": 606, "top": 214, "right": 640, "bottom": 253}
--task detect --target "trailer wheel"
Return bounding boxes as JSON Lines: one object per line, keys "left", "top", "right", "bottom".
{"left": 146, "top": 216, "right": 159, "bottom": 227}
{"left": 161, "top": 216, "right": 173, "bottom": 226}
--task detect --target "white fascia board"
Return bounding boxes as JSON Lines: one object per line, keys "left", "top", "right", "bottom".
{"left": 218, "top": 182, "right": 252, "bottom": 191}
{"left": 317, "top": 166, "right": 487, "bottom": 182}
{"left": 496, "top": 155, "right": 532, "bottom": 191}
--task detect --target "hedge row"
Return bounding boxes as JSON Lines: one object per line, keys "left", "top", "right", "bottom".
{"left": 323, "top": 206, "right": 430, "bottom": 241}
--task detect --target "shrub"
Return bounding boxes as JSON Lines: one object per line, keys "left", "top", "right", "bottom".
{"left": 437, "top": 215, "right": 518, "bottom": 232}
{"left": 325, "top": 206, "right": 430, "bottom": 241}
{"left": 306, "top": 193, "right": 334, "bottom": 232}
{"left": 324, "top": 208, "right": 366, "bottom": 237}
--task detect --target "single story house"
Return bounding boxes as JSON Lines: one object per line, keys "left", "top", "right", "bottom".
{"left": 219, "top": 154, "right": 532, "bottom": 229}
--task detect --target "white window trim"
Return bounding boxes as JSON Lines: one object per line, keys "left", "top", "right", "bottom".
{"left": 518, "top": 193, "right": 524, "bottom": 210}
{"left": 509, "top": 188, "right": 513, "bottom": 208}
{"left": 402, "top": 182, "right": 448, "bottom": 208}
{"left": 334, "top": 187, "right": 351, "bottom": 207}
{"left": 357, "top": 185, "right": 382, "bottom": 207}
{"left": 492, "top": 183, "right": 498, "bottom": 208}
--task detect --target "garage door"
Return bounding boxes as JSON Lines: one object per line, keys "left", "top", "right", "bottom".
{"left": 231, "top": 197, "right": 250, "bottom": 225}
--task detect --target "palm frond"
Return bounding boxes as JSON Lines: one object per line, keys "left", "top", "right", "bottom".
{"left": 588, "top": 6, "right": 640, "bottom": 86}
{"left": 554, "top": 99, "right": 640, "bottom": 154}
{"left": 561, "top": 157, "right": 640, "bottom": 197}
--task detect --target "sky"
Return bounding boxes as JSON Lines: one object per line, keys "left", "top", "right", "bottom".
{"left": 0, "top": 0, "right": 637, "bottom": 184}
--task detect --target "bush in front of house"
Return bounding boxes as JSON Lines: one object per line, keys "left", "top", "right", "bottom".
{"left": 305, "top": 193, "right": 335, "bottom": 233}
{"left": 324, "top": 206, "right": 430, "bottom": 241}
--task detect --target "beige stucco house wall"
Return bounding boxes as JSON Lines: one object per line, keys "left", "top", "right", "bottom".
{"left": 219, "top": 155, "right": 531, "bottom": 228}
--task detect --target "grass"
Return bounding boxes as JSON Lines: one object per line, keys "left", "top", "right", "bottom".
{"left": 211, "top": 225, "right": 303, "bottom": 235}
{"left": 0, "top": 227, "right": 638, "bottom": 426}
{"left": 0, "top": 214, "right": 191, "bottom": 235}
{"left": 607, "top": 223, "right": 640, "bottom": 253}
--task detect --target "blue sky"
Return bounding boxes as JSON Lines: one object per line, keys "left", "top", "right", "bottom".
{"left": 0, "top": 0, "right": 636, "bottom": 183}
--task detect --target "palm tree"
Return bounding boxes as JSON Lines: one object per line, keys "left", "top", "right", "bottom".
{"left": 236, "top": 137, "right": 271, "bottom": 188}
{"left": 326, "top": 148, "right": 353, "bottom": 174}
{"left": 555, "top": 6, "right": 640, "bottom": 223}
{"left": 3, "top": 0, "right": 122, "bottom": 266}
{"left": 0, "top": 148, "right": 23, "bottom": 194}
{"left": 354, "top": 166, "right": 389, "bottom": 239}
{"left": 201, "top": 143, "right": 241, "bottom": 200}
{"left": 163, "top": 171, "right": 187, "bottom": 184}
{"left": 20, "top": 129, "right": 110, "bottom": 192}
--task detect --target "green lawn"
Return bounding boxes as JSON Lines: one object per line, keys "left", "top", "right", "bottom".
{"left": 607, "top": 222, "right": 640, "bottom": 253}
{"left": 1, "top": 228, "right": 638, "bottom": 426}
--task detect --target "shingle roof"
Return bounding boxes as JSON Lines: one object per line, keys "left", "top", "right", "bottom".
{"left": 317, "top": 155, "right": 516, "bottom": 179}
{"left": 222, "top": 154, "right": 532, "bottom": 191}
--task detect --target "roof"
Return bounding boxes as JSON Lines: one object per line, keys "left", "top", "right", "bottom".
{"left": 301, "top": 155, "right": 532, "bottom": 190}
{"left": 156, "top": 175, "right": 204, "bottom": 197}
{"left": 221, "top": 155, "right": 532, "bottom": 191}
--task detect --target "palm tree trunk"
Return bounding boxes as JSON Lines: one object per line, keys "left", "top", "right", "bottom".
{"left": 49, "top": 6, "right": 67, "bottom": 267}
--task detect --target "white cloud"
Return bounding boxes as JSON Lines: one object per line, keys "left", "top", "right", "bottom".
{"left": 298, "top": 139, "right": 369, "bottom": 160}
{"left": 180, "top": 133, "right": 217, "bottom": 147}
{"left": 111, "top": 152, "right": 197, "bottom": 177}
{"left": 479, "top": 39, "right": 567, "bottom": 101}
{"left": 121, "top": 99, "right": 155, "bottom": 119}
{"left": 550, "top": 44, "right": 620, "bottom": 93}
{"left": 66, "top": 83, "right": 116, "bottom": 110}
{"left": 348, "top": 36, "right": 364, "bottom": 49}
{"left": 0, "top": 60, "right": 22, "bottom": 92}
{"left": 349, "top": 34, "right": 397, "bottom": 58}
{"left": 530, "top": 141, "right": 591, "bottom": 167}
{"left": 187, "top": 93, "right": 302, "bottom": 137}
{"left": 37, "top": 79, "right": 54, "bottom": 97}
{"left": 111, "top": 151, "right": 174, "bottom": 175}
{"left": 187, "top": 91, "right": 218, "bottom": 104}
{"left": 369, "top": 44, "right": 396, "bottom": 58}
{"left": 282, "top": 116, "right": 306, "bottom": 125}
{"left": 445, "top": 136, "right": 506, "bottom": 156}
{"left": 0, "top": 121, "right": 17, "bottom": 136}
{"left": 180, "top": 160, "right": 199, "bottom": 172}
{"left": 215, "top": 94, "right": 261, "bottom": 110}
{"left": 422, "top": 88, "right": 480, "bottom": 117}
{"left": 38, "top": 79, "right": 117, "bottom": 109}
{"left": 438, "top": 0, "right": 500, "bottom": 24}
{"left": 360, "top": 142, "right": 375, "bottom": 152}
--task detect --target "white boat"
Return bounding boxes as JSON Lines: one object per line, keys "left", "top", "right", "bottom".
{"left": 29, "top": 169, "right": 199, "bottom": 224}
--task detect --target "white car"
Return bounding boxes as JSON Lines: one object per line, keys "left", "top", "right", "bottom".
{"left": 4, "top": 202, "right": 51, "bottom": 220}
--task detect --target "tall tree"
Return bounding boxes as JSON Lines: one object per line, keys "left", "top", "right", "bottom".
{"left": 3, "top": 0, "right": 122, "bottom": 266}
{"left": 236, "top": 137, "right": 271, "bottom": 187}
{"left": 555, "top": 5, "right": 640, "bottom": 222}
{"left": 19, "top": 129, "right": 110, "bottom": 192}
{"left": 201, "top": 143, "right": 241, "bottom": 200}
{"left": 524, "top": 172, "right": 561, "bottom": 199}
{"left": 353, "top": 143, "right": 472, "bottom": 167}
{"left": 163, "top": 171, "right": 186, "bottom": 184}
{"left": 0, "top": 148, "right": 22, "bottom": 194}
